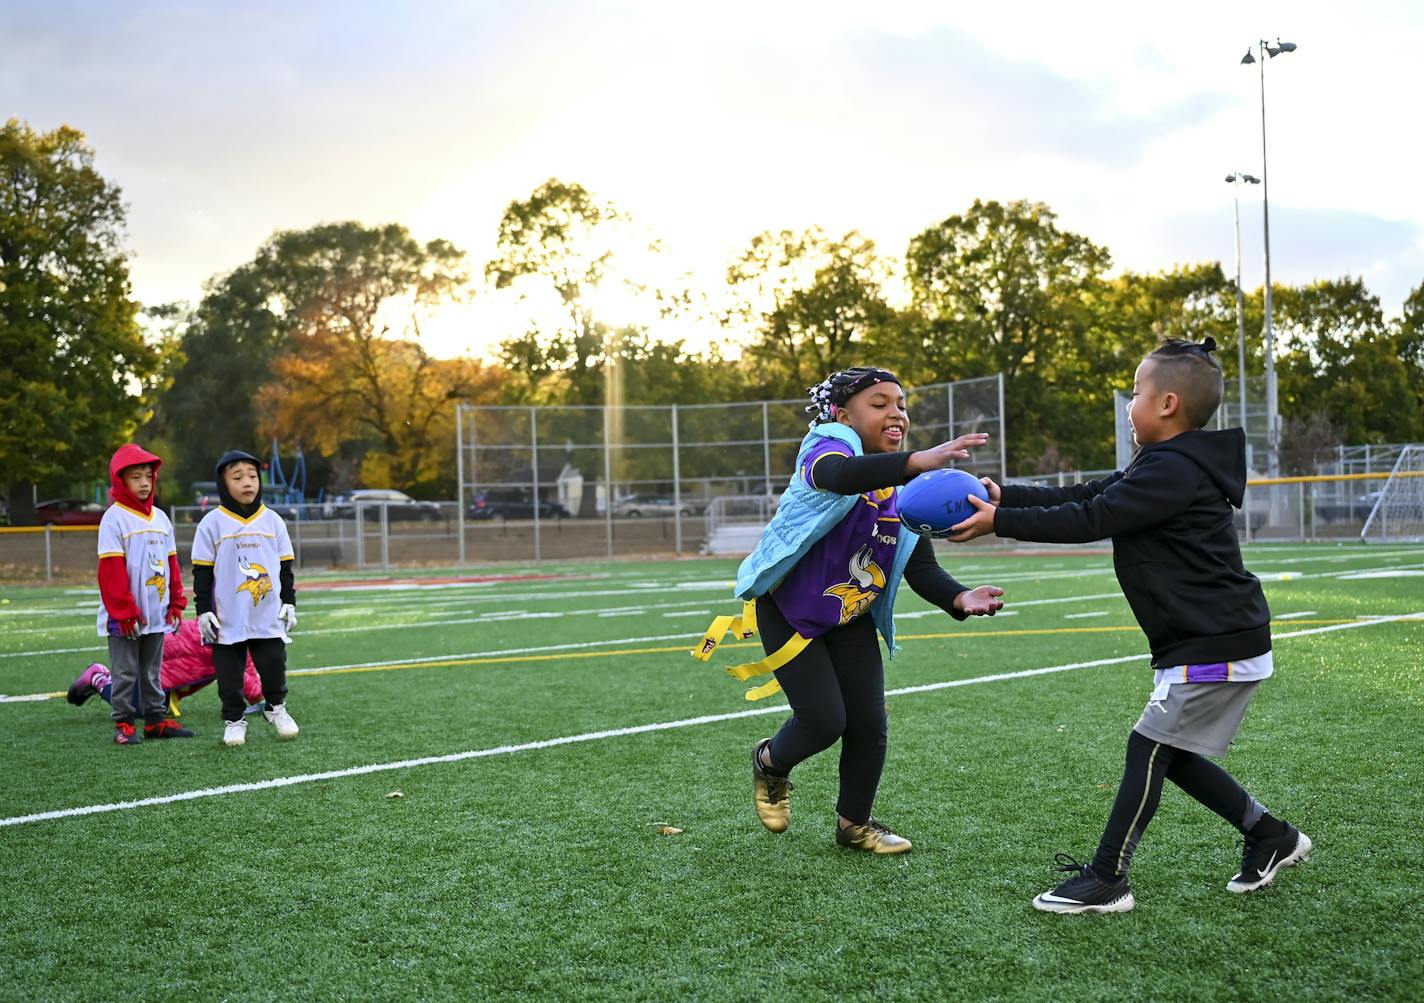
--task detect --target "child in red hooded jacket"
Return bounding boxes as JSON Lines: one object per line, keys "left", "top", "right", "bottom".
{"left": 95, "top": 444, "right": 192, "bottom": 744}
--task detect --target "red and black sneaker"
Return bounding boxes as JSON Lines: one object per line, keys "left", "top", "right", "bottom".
{"left": 114, "top": 721, "right": 142, "bottom": 745}
{"left": 144, "top": 719, "right": 196, "bottom": 740}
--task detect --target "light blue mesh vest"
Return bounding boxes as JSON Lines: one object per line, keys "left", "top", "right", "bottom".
{"left": 734, "top": 422, "right": 920, "bottom": 656}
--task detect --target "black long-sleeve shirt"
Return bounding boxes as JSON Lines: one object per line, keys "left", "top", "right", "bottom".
{"left": 994, "top": 429, "right": 1270, "bottom": 667}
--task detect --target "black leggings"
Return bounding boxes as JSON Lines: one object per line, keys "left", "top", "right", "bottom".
{"left": 759, "top": 595, "right": 888, "bottom": 824}
{"left": 212, "top": 637, "right": 288, "bottom": 722}
{"left": 1091, "top": 728, "right": 1266, "bottom": 877}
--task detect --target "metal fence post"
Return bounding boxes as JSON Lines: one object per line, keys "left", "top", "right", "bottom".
{"left": 603, "top": 404, "right": 614, "bottom": 558}
{"left": 455, "top": 402, "right": 466, "bottom": 566}
{"left": 355, "top": 503, "right": 365, "bottom": 568}
{"left": 671, "top": 403, "right": 683, "bottom": 555}
{"left": 531, "top": 406, "right": 541, "bottom": 562}
{"left": 997, "top": 373, "right": 1007, "bottom": 484}
{"left": 380, "top": 504, "right": 389, "bottom": 570}
{"left": 761, "top": 402, "right": 772, "bottom": 496}
{"left": 44, "top": 524, "right": 52, "bottom": 582}
{"left": 293, "top": 505, "right": 302, "bottom": 566}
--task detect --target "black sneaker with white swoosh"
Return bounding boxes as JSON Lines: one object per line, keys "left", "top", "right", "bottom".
{"left": 1227, "top": 823, "right": 1312, "bottom": 893}
{"left": 1032, "top": 854, "right": 1135, "bottom": 914}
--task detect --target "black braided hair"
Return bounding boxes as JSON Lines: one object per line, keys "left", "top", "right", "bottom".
{"left": 804, "top": 367, "right": 901, "bottom": 428}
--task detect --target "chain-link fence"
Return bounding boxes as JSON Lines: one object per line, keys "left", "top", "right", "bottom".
{"left": 455, "top": 376, "right": 1006, "bottom": 562}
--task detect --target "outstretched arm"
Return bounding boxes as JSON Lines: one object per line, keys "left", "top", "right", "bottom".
{"left": 997, "top": 472, "right": 1123, "bottom": 509}
{"left": 952, "top": 451, "right": 1193, "bottom": 544}
{"left": 809, "top": 434, "right": 992, "bottom": 495}
{"left": 903, "top": 536, "right": 1005, "bottom": 618}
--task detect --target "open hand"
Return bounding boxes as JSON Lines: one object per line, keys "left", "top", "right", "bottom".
{"left": 165, "top": 606, "right": 183, "bottom": 631}
{"left": 954, "top": 585, "right": 1005, "bottom": 616}
{"left": 908, "top": 433, "right": 990, "bottom": 475}
{"left": 120, "top": 617, "right": 144, "bottom": 640}
{"left": 948, "top": 493, "right": 997, "bottom": 543}
{"left": 979, "top": 476, "right": 1002, "bottom": 504}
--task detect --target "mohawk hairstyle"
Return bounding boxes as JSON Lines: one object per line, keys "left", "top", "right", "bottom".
{"left": 1147, "top": 337, "right": 1224, "bottom": 429}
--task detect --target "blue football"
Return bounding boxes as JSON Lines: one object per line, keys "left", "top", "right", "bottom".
{"left": 898, "top": 468, "right": 989, "bottom": 537}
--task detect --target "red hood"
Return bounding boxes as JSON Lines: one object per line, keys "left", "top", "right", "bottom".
{"left": 108, "top": 444, "right": 163, "bottom": 514}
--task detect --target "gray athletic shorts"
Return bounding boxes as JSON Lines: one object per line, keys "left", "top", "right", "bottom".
{"left": 1133, "top": 680, "right": 1262, "bottom": 758}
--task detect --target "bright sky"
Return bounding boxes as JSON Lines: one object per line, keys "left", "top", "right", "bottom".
{"left": 5, "top": 0, "right": 1422, "bottom": 360}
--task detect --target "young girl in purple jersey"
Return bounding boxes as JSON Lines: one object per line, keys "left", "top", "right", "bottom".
{"left": 696, "top": 367, "right": 1005, "bottom": 853}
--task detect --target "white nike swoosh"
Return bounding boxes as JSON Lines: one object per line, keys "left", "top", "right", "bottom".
{"left": 1258, "top": 850, "right": 1278, "bottom": 876}
{"left": 1038, "top": 893, "right": 1088, "bottom": 904}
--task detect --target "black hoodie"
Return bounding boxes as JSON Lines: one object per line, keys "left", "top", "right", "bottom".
{"left": 994, "top": 428, "right": 1271, "bottom": 669}
{"left": 214, "top": 449, "right": 264, "bottom": 520}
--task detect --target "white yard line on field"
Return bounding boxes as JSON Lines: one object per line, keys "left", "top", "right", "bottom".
{"left": 2, "top": 613, "right": 1418, "bottom": 829}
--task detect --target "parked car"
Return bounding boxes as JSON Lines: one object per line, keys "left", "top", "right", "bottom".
{"left": 334, "top": 489, "right": 442, "bottom": 521}
{"left": 1314, "top": 491, "right": 1383, "bottom": 523}
{"left": 35, "top": 498, "right": 105, "bottom": 526}
{"left": 612, "top": 493, "right": 695, "bottom": 517}
{"left": 190, "top": 481, "right": 300, "bottom": 521}
{"left": 467, "top": 491, "right": 571, "bottom": 520}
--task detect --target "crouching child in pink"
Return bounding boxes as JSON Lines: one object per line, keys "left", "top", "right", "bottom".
{"left": 69, "top": 618, "right": 265, "bottom": 717}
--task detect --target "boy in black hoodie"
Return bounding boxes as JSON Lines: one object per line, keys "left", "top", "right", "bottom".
{"left": 949, "top": 338, "right": 1310, "bottom": 914}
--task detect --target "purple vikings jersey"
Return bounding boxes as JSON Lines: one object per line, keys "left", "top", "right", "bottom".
{"left": 771, "top": 439, "right": 902, "bottom": 638}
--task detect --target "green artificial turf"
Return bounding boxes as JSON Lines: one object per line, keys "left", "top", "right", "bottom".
{"left": 2, "top": 543, "right": 1422, "bottom": 1001}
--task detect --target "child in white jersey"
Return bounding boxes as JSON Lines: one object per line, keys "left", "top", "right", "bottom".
{"left": 95, "top": 444, "right": 193, "bottom": 744}
{"left": 191, "top": 449, "right": 300, "bottom": 747}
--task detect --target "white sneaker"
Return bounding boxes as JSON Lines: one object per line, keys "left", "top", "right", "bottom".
{"left": 263, "top": 703, "right": 299, "bottom": 740}
{"left": 223, "top": 719, "right": 248, "bottom": 747}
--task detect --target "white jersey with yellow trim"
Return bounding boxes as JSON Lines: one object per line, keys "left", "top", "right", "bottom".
{"left": 191, "top": 505, "right": 294, "bottom": 643}
{"left": 95, "top": 502, "right": 178, "bottom": 637}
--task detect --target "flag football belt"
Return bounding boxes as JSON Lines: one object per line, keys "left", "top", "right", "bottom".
{"left": 690, "top": 599, "right": 811, "bottom": 701}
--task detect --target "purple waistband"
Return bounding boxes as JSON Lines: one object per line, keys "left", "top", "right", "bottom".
{"left": 1182, "top": 662, "right": 1231, "bottom": 682}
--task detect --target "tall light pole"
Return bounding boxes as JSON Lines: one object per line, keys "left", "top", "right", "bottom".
{"left": 1241, "top": 37, "right": 1297, "bottom": 480}
{"left": 1225, "top": 172, "right": 1260, "bottom": 445}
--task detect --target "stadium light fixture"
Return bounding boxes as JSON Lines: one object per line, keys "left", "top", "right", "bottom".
{"left": 1242, "top": 36, "right": 1297, "bottom": 483}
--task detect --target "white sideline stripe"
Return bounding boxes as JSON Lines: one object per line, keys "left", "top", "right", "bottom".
{"left": 1063, "top": 611, "right": 1108, "bottom": 619}
{"left": 2, "top": 613, "right": 1417, "bottom": 829}
{"left": 0, "top": 595, "right": 729, "bottom": 652}
{"left": 0, "top": 591, "right": 1128, "bottom": 662}
{"left": 1274, "top": 611, "right": 1317, "bottom": 620}
{"left": 8, "top": 544, "right": 1421, "bottom": 608}
{"left": 0, "top": 633, "right": 709, "bottom": 700}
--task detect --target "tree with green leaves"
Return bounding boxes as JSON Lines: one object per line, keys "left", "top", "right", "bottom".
{"left": 1397, "top": 280, "right": 1424, "bottom": 424}
{"left": 1068, "top": 264, "right": 1239, "bottom": 467}
{"left": 898, "top": 199, "right": 1111, "bottom": 471}
{"left": 725, "top": 227, "right": 893, "bottom": 399}
{"left": 1273, "top": 277, "right": 1423, "bottom": 448}
{"left": 158, "top": 222, "right": 474, "bottom": 493}
{"left": 488, "top": 179, "right": 626, "bottom": 404}
{"left": 0, "top": 120, "right": 163, "bottom": 522}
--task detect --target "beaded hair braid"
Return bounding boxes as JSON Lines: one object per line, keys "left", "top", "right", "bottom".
{"left": 804, "top": 367, "right": 901, "bottom": 429}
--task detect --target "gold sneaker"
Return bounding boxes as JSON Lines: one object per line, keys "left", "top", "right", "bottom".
{"left": 752, "top": 740, "right": 792, "bottom": 833}
{"left": 836, "top": 818, "right": 912, "bottom": 855}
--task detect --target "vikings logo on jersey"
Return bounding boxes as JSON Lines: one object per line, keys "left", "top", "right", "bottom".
{"left": 823, "top": 544, "right": 886, "bottom": 624}
{"left": 145, "top": 555, "right": 167, "bottom": 603}
{"left": 235, "top": 556, "right": 273, "bottom": 607}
